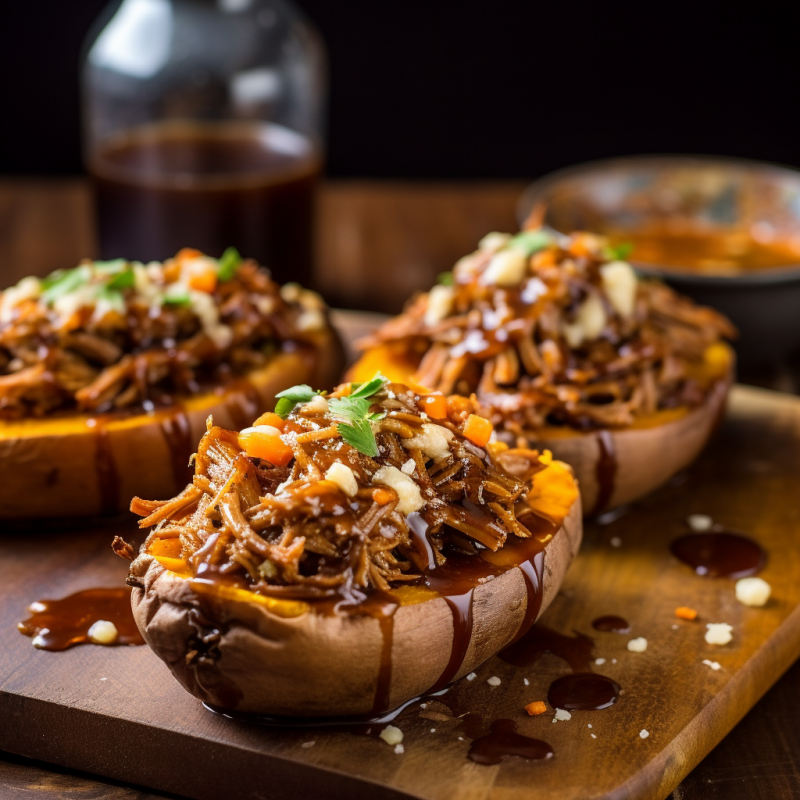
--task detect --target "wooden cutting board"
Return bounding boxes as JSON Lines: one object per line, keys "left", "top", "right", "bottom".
{"left": 2, "top": 316, "right": 800, "bottom": 800}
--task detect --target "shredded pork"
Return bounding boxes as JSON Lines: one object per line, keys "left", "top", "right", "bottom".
{"left": 359, "top": 231, "right": 736, "bottom": 431}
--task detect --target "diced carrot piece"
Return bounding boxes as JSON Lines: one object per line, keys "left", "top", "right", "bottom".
{"left": 372, "top": 488, "right": 396, "bottom": 505}
{"left": 176, "top": 247, "right": 203, "bottom": 263}
{"left": 525, "top": 701, "right": 547, "bottom": 716}
{"left": 532, "top": 250, "right": 556, "bottom": 269}
{"left": 419, "top": 393, "right": 447, "bottom": 419}
{"left": 675, "top": 606, "right": 698, "bottom": 621}
{"left": 446, "top": 395, "right": 472, "bottom": 422}
{"left": 567, "top": 232, "right": 596, "bottom": 258}
{"left": 463, "top": 414, "right": 493, "bottom": 447}
{"left": 188, "top": 263, "right": 218, "bottom": 293}
{"left": 238, "top": 427, "right": 293, "bottom": 466}
{"left": 253, "top": 412, "right": 286, "bottom": 431}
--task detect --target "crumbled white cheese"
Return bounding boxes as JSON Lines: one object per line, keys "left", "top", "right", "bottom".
{"left": 404, "top": 423, "right": 454, "bottom": 461}
{"left": 424, "top": 284, "right": 455, "bottom": 325}
{"left": 394, "top": 744, "right": 404, "bottom": 754}
{"left": 523, "top": 678, "right": 530, "bottom": 686}
{"left": 563, "top": 293, "right": 607, "bottom": 347}
{"left": 240, "top": 424, "right": 282, "bottom": 438}
{"left": 206, "top": 323, "right": 234, "bottom": 350}
{"left": 466, "top": 673, "right": 477, "bottom": 681}
{"left": 379, "top": 726, "right": 403, "bottom": 745}
{"left": 595, "top": 658, "right": 606, "bottom": 666}
{"left": 705, "top": 623, "right": 733, "bottom": 645}
{"left": 587, "top": 724, "right": 592, "bottom": 729}
{"left": 554, "top": 709, "right": 572, "bottom": 721}
{"left": 600, "top": 261, "right": 637, "bottom": 317}
{"left": 640, "top": 729, "right": 650, "bottom": 739}
{"left": 258, "top": 559, "right": 277, "bottom": 579}
{"left": 301, "top": 741, "right": 315, "bottom": 749}
{"left": 430, "top": 729, "right": 436, "bottom": 733}
{"left": 401, "top": 458, "right": 416, "bottom": 476}
{"left": 520, "top": 277, "right": 548, "bottom": 304}
{"left": 296, "top": 308, "right": 326, "bottom": 332}
{"left": 487, "top": 676, "right": 501, "bottom": 686}
{"left": 591, "top": 733, "right": 597, "bottom": 739}
{"left": 735, "top": 577, "right": 771, "bottom": 607}
{"left": 0, "top": 276, "right": 42, "bottom": 322}
{"left": 280, "top": 283, "right": 302, "bottom": 303}
{"left": 478, "top": 232, "right": 512, "bottom": 253}
{"left": 481, "top": 249, "right": 528, "bottom": 287}
{"left": 325, "top": 463, "right": 359, "bottom": 498}
{"left": 304, "top": 394, "right": 329, "bottom": 414}
{"left": 702, "top": 659, "right": 722, "bottom": 671}
{"left": 372, "top": 466, "right": 424, "bottom": 515}
{"left": 87, "top": 620, "right": 119, "bottom": 645}
{"left": 687, "top": 514, "right": 713, "bottom": 532}
{"left": 627, "top": 637, "right": 648, "bottom": 653}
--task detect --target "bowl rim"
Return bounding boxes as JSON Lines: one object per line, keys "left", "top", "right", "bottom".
{"left": 518, "top": 154, "right": 800, "bottom": 287}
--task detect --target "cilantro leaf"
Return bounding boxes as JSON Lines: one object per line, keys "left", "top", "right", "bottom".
{"left": 507, "top": 229, "right": 552, "bottom": 256}
{"left": 41, "top": 266, "right": 91, "bottom": 305}
{"left": 274, "top": 384, "right": 319, "bottom": 417}
{"left": 437, "top": 271, "right": 454, "bottom": 286}
{"left": 349, "top": 373, "right": 388, "bottom": 400}
{"left": 338, "top": 419, "right": 378, "bottom": 458}
{"left": 106, "top": 266, "right": 135, "bottom": 291}
{"left": 329, "top": 395, "right": 370, "bottom": 422}
{"left": 218, "top": 247, "right": 242, "bottom": 282}
{"left": 93, "top": 259, "right": 128, "bottom": 273}
{"left": 602, "top": 242, "right": 634, "bottom": 261}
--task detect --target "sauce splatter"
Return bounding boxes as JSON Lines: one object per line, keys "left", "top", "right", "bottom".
{"left": 671, "top": 530, "right": 766, "bottom": 578}
{"left": 468, "top": 719, "right": 553, "bottom": 765}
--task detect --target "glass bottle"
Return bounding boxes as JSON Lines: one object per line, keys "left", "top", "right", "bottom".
{"left": 82, "top": 0, "right": 326, "bottom": 287}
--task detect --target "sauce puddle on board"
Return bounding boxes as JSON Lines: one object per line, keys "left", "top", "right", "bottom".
{"left": 671, "top": 528, "right": 766, "bottom": 578}
{"left": 548, "top": 673, "right": 620, "bottom": 711}
{"left": 18, "top": 587, "right": 144, "bottom": 650}
{"left": 592, "top": 615, "right": 631, "bottom": 634}
{"left": 468, "top": 719, "right": 553, "bottom": 765}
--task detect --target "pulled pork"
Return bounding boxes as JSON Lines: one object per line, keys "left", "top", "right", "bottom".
{"left": 131, "top": 380, "right": 577, "bottom": 599}
{"left": 358, "top": 230, "right": 736, "bottom": 431}
{"left": 0, "top": 249, "right": 330, "bottom": 419}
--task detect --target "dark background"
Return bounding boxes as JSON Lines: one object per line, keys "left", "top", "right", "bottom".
{"left": 0, "top": 2, "right": 797, "bottom": 180}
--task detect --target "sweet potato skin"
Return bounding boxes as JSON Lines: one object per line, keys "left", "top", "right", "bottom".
{"left": 129, "top": 500, "right": 582, "bottom": 717}
{"left": 0, "top": 328, "right": 343, "bottom": 520}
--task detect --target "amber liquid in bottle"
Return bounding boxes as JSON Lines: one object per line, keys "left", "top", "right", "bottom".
{"left": 90, "top": 121, "right": 321, "bottom": 286}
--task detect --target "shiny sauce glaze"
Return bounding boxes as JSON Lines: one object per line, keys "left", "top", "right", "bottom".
{"left": 548, "top": 673, "right": 621, "bottom": 711}
{"left": 671, "top": 528, "right": 766, "bottom": 578}
{"left": 87, "top": 417, "right": 121, "bottom": 515}
{"left": 591, "top": 615, "right": 631, "bottom": 633}
{"left": 592, "top": 430, "right": 618, "bottom": 515}
{"left": 468, "top": 719, "right": 553, "bottom": 765}
{"left": 18, "top": 587, "right": 144, "bottom": 651}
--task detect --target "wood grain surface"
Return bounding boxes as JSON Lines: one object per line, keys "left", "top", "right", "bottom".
{"left": 3, "top": 179, "right": 800, "bottom": 799}
{"left": 1, "top": 382, "right": 798, "bottom": 800}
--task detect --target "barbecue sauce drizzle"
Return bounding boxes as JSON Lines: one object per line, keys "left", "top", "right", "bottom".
{"left": 18, "top": 587, "right": 144, "bottom": 651}
{"left": 592, "top": 430, "right": 617, "bottom": 515}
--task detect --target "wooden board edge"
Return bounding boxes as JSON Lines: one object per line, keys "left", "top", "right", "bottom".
{"left": 0, "top": 692, "right": 417, "bottom": 800}
{"left": 603, "top": 599, "right": 800, "bottom": 800}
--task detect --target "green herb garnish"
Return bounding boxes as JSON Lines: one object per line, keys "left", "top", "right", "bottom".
{"left": 602, "top": 242, "right": 634, "bottom": 261}
{"left": 106, "top": 266, "right": 135, "bottom": 291}
{"left": 437, "top": 271, "right": 454, "bottom": 286}
{"left": 93, "top": 259, "right": 128, "bottom": 273}
{"left": 338, "top": 419, "right": 379, "bottom": 458}
{"left": 218, "top": 247, "right": 242, "bottom": 282}
{"left": 95, "top": 286, "right": 126, "bottom": 315}
{"left": 41, "top": 266, "right": 92, "bottom": 305}
{"left": 507, "top": 229, "right": 552, "bottom": 256}
{"left": 274, "top": 384, "right": 319, "bottom": 418}
{"left": 163, "top": 285, "right": 192, "bottom": 306}
{"left": 328, "top": 372, "right": 388, "bottom": 457}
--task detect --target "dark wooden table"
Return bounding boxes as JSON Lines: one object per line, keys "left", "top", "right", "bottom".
{"left": 1, "top": 179, "right": 799, "bottom": 800}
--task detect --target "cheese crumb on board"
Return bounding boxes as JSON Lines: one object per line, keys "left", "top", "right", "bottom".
{"left": 554, "top": 709, "right": 572, "bottom": 721}
{"left": 640, "top": 730, "right": 650, "bottom": 739}
{"left": 687, "top": 514, "right": 713, "bottom": 531}
{"left": 466, "top": 673, "right": 477, "bottom": 681}
{"left": 394, "top": 744, "right": 404, "bottom": 754}
{"left": 487, "top": 676, "right": 501, "bottom": 686}
{"left": 87, "top": 620, "right": 118, "bottom": 645}
{"left": 705, "top": 623, "right": 733, "bottom": 645}
{"left": 595, "top": 658, "right": 606, "bottom": 665}
{"left": 627, "top": 637, "right": 648, "bottom": 652}
{"left": 380, "top": 726, "right": 403, "bottom": 745}
{"left": 702, "top": 660, "right": 722, "bottom": 671}
{"left": 735, "top": 577, "right": 771, "bottom": 607}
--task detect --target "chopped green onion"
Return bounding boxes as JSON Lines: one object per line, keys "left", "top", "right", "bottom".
{"left": 507, "top": 229, "right": 553, "bottom": 256}
{"left": 93, "top": 259, "right": 128, "bottom": 273}
{"left": 218, "top": 247, "right": 242, "bottom": 282}
{"left": 437, "top": 271, "right": 455, "bottom": 286}
{"left": 41, "top": 266, "right": 92, "bottom": 305}
{"left": 603, "top": 242, "right": 634, "bottom": 261}
{"left": 106, "top": 266, "right": 135, "bottom": 291}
